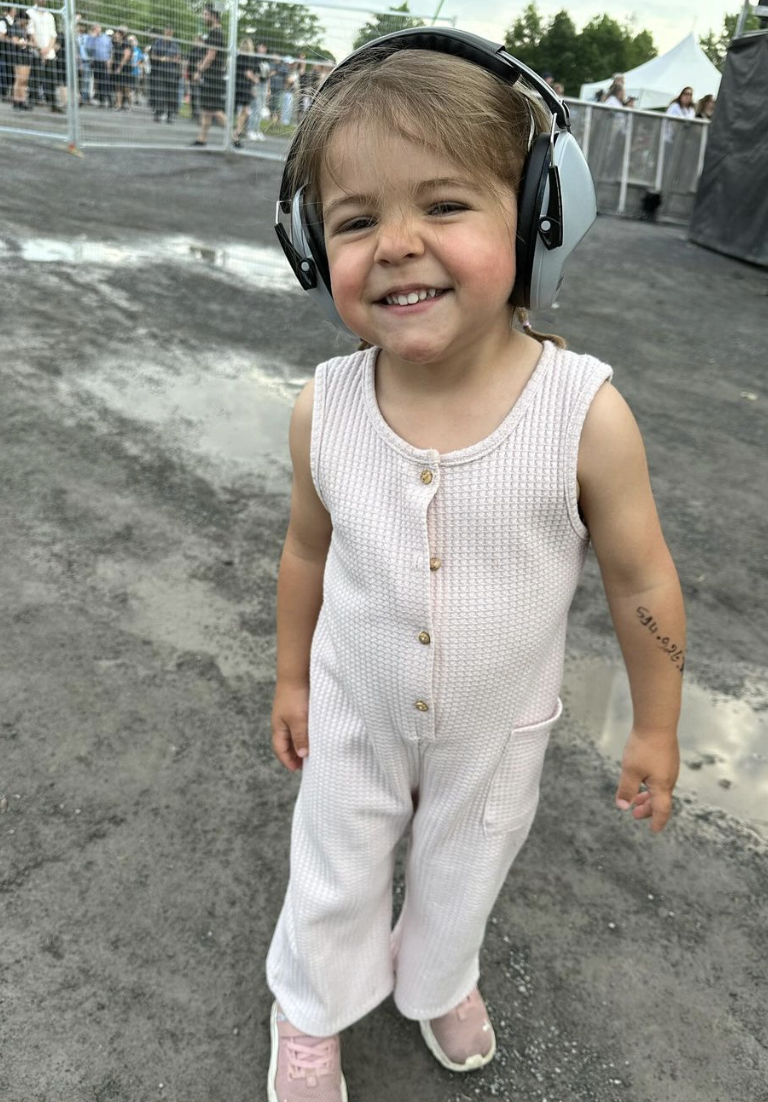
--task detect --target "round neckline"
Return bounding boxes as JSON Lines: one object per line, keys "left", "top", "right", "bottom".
{"left": 362, "top": 341, "right": 555, "bottom": 466}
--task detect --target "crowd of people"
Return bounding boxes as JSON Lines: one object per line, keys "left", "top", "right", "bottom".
{"left": 1, "top": 12, "right": 719, "bottom": 142}
{"left": 0, "top": 1, "right": 334, "bottom": 141}
{"left": 592, "top": 73, "right": 717, "bottom": 119}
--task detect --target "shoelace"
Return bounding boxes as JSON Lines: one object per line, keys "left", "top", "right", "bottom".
{"left": 287, "top": 1037, "right": 337, "bottom": 1080}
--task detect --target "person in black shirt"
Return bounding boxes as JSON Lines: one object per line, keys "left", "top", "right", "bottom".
{"left": 185, "top": 34, "right": 206, "bottom": 123}
{"left": 191, "top": 2, "right": 226, "bottom": 146}
{"left": 151, "top": 26, "right": 181, "bottom": 122}
{"left": 232, "top": 36, "right": 257, "bottom": 147}
{"left": 111, "top": 27, "right": 132, "bottom": 110}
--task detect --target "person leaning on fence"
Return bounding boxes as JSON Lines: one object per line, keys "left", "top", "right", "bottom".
{"left": 695, "top": 94, "right": 715, "bottom": 120}
{"left": 666, "top": 87, "right": 695, "bottom": 119}
{"left": 54, "top": 22, "right": 67, "bottom": 108}
{"left": 86, "top": 23, "right": 112, "bottom": 107}
{"left": 111, "top": 27, "right": 132, "bottom": 111}
{"left": 232, "top": 36, "right": 258, "bottom": 148}
{"left": 603, "top": 79, "right": 625, "bottom": 108}
{"left": 0, "top": 6, "right": 18, "bottom": 102}
{"left": 245, "top": 41, "right": 270, "bottom": 141}
{"left": 26, "top": 0, "right": 61, "bottom": 112}
{"left": 150, "top": 26, "right": 181, "bottom": 123}
{"left": 185, "top": 35, "right": 206, "bottom": 124}
{"left": 191, "top": 2, "right": 226, "bottom": 147}
{"left": 73, "top": 14, "right": 91, "bottom": 105}
{"left": 7, "top": 10, "right": 32, "bottom": 110}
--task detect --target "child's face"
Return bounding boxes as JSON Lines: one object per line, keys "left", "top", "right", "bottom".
{"left": 320, "top": 128, "right": 517, "bottom": 367}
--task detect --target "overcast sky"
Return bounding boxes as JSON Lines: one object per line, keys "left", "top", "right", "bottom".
{"left": 320, "top": 0, "right": 740, "bottom": 62}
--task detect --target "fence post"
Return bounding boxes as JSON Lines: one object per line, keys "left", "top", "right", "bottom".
{"left": 654, "top": 118, "right": 666, "bottom": 193}
{"left": 224, "top": 0, "right": 238, "bottom": 148}
{"left": 696, "top": 121, "right": 708, "bottom": 180}
{"left": 617, "top": 111, "right": 633, "bottom": 214}
{"left": 581, "top": 104, "right": 592, "bottom": 161}
{"left": 63, "top": 0, "right": 80, "bottom": 151}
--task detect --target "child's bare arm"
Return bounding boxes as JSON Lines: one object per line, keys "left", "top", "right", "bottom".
{"left": 271, "top": 380, "right": 332, "bottom": 771}
{"left": 578, "top": 384, "right": 685, "bottom": 832}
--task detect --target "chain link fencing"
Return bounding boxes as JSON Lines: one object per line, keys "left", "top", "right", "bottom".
{"left": 0, "top": 0, "right": 709, "bottom": 223}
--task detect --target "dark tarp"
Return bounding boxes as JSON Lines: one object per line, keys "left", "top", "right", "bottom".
{"left": 689, "top": 30, "right": 768, "bottom": 268}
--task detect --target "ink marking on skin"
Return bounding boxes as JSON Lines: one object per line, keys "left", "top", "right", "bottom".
{"left": 636, "top": 606, "right": 685, "bottom": 673}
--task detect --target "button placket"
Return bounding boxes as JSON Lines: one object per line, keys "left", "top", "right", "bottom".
{"left": 410, "top": 453, "right": 439, "bottom": 739}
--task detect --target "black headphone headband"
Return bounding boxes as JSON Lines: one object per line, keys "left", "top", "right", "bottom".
{"left": 278, "top": 27, "right": 570, "bottom": 211}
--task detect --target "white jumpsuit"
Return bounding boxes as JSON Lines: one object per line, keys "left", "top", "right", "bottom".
{"left": 267, "top": 341, "right": 612, "bottom": 1036}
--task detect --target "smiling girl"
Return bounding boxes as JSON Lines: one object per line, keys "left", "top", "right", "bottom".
{"left": 266, "top": 31, "right": 685, "bottom": 1102}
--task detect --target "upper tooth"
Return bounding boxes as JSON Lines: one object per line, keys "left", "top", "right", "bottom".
{"left": 386, "top": 288, "right": 439, "bottom": 305}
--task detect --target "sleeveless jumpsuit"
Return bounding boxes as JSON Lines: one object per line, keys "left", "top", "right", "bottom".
{"left": 267, "top": 341, "right": 612, "bottom": 1036}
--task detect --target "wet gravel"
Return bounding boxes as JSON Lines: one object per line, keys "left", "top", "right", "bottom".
{"left": 1, "top": 138, "right": 767, "bottom": 1102}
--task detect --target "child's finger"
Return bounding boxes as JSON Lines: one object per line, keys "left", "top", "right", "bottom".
{"left": 272, "top": 720, "right": 302, "bottom": 772}
{"left": 615, "top": 774, "right": 641, "bottom": 810}
{"left": 649, "top": 788, "right": 673, "bottom": 832}
{"left": 290, "top": 718, "right": 309, "bottom": 761}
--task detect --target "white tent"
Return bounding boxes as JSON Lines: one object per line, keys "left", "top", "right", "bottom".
{"left": 579, "top": 33, "right": 722, "bottom": 109}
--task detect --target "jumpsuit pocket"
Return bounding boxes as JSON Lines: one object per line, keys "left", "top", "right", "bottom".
{"left": 482, "top": 698, "right": 563, "bottom": 837}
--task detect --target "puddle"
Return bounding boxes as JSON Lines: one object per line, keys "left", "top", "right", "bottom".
{"left": 562, "top": 657, "right": 768, "bottom": 836}
{"left": 68, "top": 350, "right": 298, "bottom": 472}
{"left": 0, "top": 234, "right": 299, "bottom": 293}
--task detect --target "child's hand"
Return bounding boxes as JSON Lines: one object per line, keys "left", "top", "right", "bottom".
{"left": 615, "top": 727, "right": 680, "bottom": 833}
{"left": 271, "top": 682, "right": 310, "bottom": 772}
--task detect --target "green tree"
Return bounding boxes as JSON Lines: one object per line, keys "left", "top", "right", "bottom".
{"left": 352, "top": 3, "right": 425, "bottom": 51}
{"left": 505, "top": 2, "right": 544, "bottom": 71}
{"left": 538, "top": 11, "right": 578, "bottom": 91}
{"left": 700, "top": 11, "right": 759, "bottom": 70}
{"left": 239, "top": 1, "right": 330, "bottom": 58}
{"left": 505, "top": 3, "right": 656, "bottom": 94}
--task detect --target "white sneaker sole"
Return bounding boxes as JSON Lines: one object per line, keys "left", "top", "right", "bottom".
{"left": 267, "top": 1001, "right": 349, "bottom": 1102}
{"left": 419, "top": 1018, "right": 497, "bottom": 1073}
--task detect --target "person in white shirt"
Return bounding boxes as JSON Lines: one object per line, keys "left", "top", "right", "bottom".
{"left": 666, "top": 86, "right": 695, "bottom": 119}
{"left": 603, "top": 77, "right": 625, "bottom": 109}
{"left": 26, "top": 0, "right": 61, "bottom": 111}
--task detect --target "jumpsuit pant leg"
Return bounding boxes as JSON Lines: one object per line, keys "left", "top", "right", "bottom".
{"left": 266, "top": 657, "right": 417, "bottom": 1036}
{"left": 391, "top": 703, "right": 561, "bottom": 1020}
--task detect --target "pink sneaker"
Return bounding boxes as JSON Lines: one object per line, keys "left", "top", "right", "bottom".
{"left": 419, "top": 987, "right": 496, "bottom": 1072}
{"left": 268, "top": 1002, "right": 348, "bottom": 1102}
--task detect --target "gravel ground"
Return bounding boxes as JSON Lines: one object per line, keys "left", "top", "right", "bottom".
{"left": 1, "top": 138, "right": 767, "bottom": 1102}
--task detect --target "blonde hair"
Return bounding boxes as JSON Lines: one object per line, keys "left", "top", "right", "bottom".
{"left": 286, "top": 48, "right": 565, "bottom": 348}
{"left": 239, "top": 36, "right": 254, "bottom": 54}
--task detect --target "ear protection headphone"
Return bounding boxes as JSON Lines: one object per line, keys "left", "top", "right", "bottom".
{"left": 275, "top": 27, "right": 596, "bottom": 331}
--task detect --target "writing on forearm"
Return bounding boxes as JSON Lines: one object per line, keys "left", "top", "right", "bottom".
{"left": 635, "top": 607, "right": 685, "bottom": 673}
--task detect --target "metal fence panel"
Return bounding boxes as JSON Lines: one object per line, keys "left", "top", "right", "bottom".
{"left": 0, "top": 3, "right": 708, "bottom": 224}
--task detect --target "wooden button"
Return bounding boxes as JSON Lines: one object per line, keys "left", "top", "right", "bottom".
{"left": 414, "top": 700, "right": 429, "bottom": 712}
{"left": 420, "top": 470, "right": 433, "bottom": 485}
{"left": 429, "top": 557, "right": 442, "bottom": 571}
{"left": 418, "top": 631, "right": 431, "bottom": 645}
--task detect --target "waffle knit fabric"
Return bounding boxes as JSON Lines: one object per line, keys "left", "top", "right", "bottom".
{"left": 266, "top": 341, "right": 613, "bottom": 1036}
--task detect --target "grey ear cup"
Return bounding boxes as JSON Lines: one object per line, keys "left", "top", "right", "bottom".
{"left": 275, "top": 28, "right": 597, "bottom": 326}
{"left": 526, "top": 132, "right": 596, "bottom": 309}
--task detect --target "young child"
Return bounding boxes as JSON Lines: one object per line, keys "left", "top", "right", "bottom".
{"left": 266, "top": 30, "right": 684, "bottom": 1102}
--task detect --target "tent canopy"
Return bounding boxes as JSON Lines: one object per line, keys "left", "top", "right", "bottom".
{"left": 579, "top": 32, "right": 722, "bottom": 109}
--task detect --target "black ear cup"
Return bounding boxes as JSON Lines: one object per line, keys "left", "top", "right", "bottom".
{"left": 511, "top": 132, "right": 553, "bottom": 308}
{"left": 301, "top": 197, "right": 332, "bottom": 297}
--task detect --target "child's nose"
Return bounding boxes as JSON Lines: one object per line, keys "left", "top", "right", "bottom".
{"left": 373, "top": 217, "right": 426, "bottom": 264}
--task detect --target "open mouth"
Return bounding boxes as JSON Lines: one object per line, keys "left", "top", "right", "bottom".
{"left": 377, "top": 288, "right": 449, "bottom": 307}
